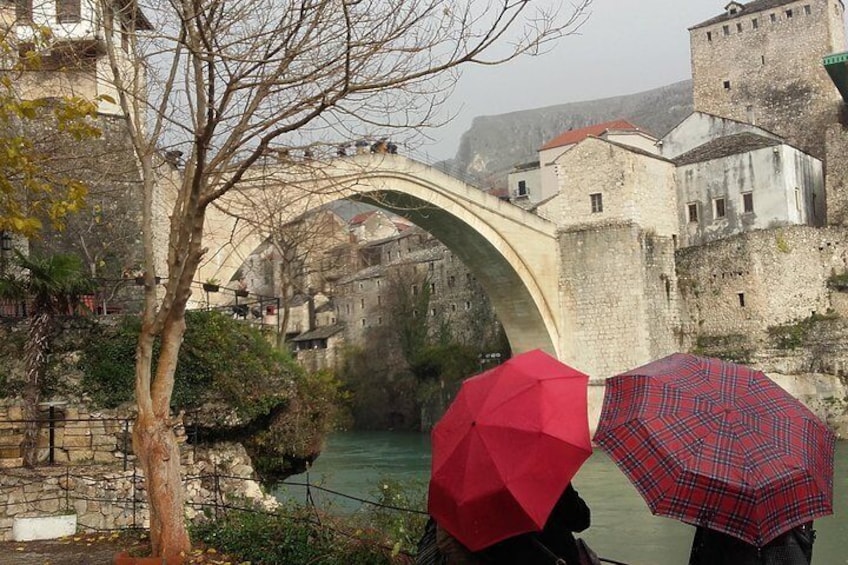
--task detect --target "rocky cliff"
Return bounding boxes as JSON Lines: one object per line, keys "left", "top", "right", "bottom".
{"left": 448, "top": 80, "right": 694, "bottom": 185}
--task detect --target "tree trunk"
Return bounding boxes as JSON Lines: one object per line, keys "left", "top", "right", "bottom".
{"left": 133, "top": 322, "right": 190, "bottom": 564}
{"left": 22, "top": 312, "right": 50, "bottom": 467}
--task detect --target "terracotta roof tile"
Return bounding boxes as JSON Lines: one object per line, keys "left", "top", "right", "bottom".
{"left": 539, "top": 119, "right": 641, "bottom": 151}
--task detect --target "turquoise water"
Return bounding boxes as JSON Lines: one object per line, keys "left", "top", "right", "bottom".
{"left": 276, "top": 432, "right": 848, "bottom": 565}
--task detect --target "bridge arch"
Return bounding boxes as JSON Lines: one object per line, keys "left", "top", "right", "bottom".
{"left": 201, "top": 154, "right": 562, "bottom": 357}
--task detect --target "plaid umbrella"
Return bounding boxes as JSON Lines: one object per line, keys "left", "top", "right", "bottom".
{"left": 594, "top": 353, "right": 835, "bottom": 547}
{"left": 428, "top": 349, "right": 592, "bottom": 552}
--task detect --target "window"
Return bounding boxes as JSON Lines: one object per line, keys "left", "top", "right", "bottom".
{"left": 430, "top": 308, "right": 437, "bottom": 317}
{"left": 707, "top": 31, "right": 712, "bottom": 41}
{"left": 16, "top": 0, "right": 33, "bottom": 21}
{"left": 590, "top": 193, "right": 603, "bottom": 213}
{"left": 360, "top": 298, "right": 365, "bottom": 309}
{"left": 722, "top": 24, "right": 730, "bottom": 36}
{"left": 738, "top": 293, "right": 746, "bottom": 307}
{"left": 448, "top": 275, "right": 455, "bottom": 287}
{"left": 742, "top": 192, "right": 754, "bottom": 213}
{"left": 785, "top": 8, "right": 793, "bottom": 18}
{"left": 430, "top": 282, "right": 436, "bottom": 294}
{"left": 428, "top": 262, "right": 434, "bottom": 272}
{"left": 723, "top": 80, "right": 731, "bottom": 90}
{"left": 376, "top": 280, "right": 381, "bottom": 288}
{"left": 377, "top": 295, "right": 381, "bottom": 306}
{"left": 770, "top": 13, "right": 777, "bottom": 22}
{"left": 795, "top": 187, "right": 802, "bottom": 211}
{"left": 358, "top": 283, "right": 363, "bottom": 290}
{"left": 687, "top": 203, "right": 699, "bottom": 223}
{"left": 761, "top": 55, "right": 765, "bottom": 65}
{"left": 360, "top": 319, "right": 366, "bottom": 327}
{"left": 464, "top": 301, "right": 471, "bottom": 310}
{"left": 450, "top": 304, "right": 457, "bottom": 312}
{"left": 378, "top": 317, "right": 383, "bottom": 325}
{"left": 736, "top": 23, "right": 743, "bottom": 33}
{"left": 752, "top": 18, "right": 758, "bottom": 29}
{"left": 517, "top": 180, "right": 528, "bottom": 196}
{"left": 466, "top": 273, "right": 473, "bottom": 283}
{"left": 804, "top": 5, "right": 811, "bottom": 15}
{"left": 56, "top": 0, "right": 81, "bottom": 23}
{"left": 714, "top": 197, "right": 726, "bottom": 219}
{"left": 412, "top": 284, "right": 418, "bottom": 296}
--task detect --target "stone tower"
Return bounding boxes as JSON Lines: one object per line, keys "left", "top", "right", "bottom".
{"left": 689, "top": 0, "right": 846, "bottom": 159}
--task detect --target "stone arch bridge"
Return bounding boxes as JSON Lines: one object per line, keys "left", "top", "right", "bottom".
{"left": 198, "top": 153, "right": 566, "bottom": 359}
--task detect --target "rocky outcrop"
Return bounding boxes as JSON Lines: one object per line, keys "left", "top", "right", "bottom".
{"left": 448, "top": 80, "right": 694, "bottom": 185}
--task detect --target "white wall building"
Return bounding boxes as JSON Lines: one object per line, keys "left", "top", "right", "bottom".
{"left": 673, "top": 131, "right": 825, "bottom": 247}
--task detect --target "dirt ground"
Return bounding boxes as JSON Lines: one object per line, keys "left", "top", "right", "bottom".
{"left": 0, "top": 532, "right": 244, "bottom": 565}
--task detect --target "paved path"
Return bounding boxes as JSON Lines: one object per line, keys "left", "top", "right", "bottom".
{"left": 0, "top": 538, "right": 122, "bottom": 565}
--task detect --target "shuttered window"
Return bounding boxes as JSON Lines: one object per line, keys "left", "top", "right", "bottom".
{"left": 57, "top": 0, "right": 81, "bottom": 23}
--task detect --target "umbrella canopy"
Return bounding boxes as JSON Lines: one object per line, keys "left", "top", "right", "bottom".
{"left": 594, "top": 353, "right": 835, "bottom": 547}
{"left": 428, "top": 349, "right": 592, "bottom": 552}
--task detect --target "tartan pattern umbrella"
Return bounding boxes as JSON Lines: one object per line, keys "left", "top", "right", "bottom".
{"left": 428, "top": 349, "right": 592, "bottom": 552}
{"left": 594, "top": 353, "right": 835, "bottom": 547}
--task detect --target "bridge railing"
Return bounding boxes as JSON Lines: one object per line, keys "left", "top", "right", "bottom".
{"left": 0, "top": 278, "right": 280, "bottom": 333}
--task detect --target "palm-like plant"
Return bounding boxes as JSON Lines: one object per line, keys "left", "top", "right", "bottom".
{"left": 0, "top": 252, "right": 94, "bottom": 467}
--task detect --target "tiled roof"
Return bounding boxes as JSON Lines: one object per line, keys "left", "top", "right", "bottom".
{"left": 691, "top": 0, "right": 797, "bottom": 30}
{"left": 349, "top": 211, "right": 376, "bottom": 225}
{"left": 673, "top": 133, "right": 782, "bottom": 166}
{"left": 539, "top": 119, "right": 641, "bottom": 151}
{"left": 291, "top": 324, "right": 344, "bottom": 341}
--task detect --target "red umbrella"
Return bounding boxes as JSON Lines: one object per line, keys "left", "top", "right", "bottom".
{"left": 427, "top": 349, "right": 592, "bottom": 552}
{"left": 594, "top": 353, "right": 835, "bottom": 547}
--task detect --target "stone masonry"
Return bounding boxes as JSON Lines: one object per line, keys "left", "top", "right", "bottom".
{"left": 0, "top": 401, "right": 276, "bottom": 541}
{"left": 689, "top": 0, "right": 845, "bottom": 159}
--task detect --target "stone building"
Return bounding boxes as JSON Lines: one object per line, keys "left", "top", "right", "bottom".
{"left": 507, "top": 120, "right": 658, "bottom": 207}
{"left": 673, "top": 129, "right": 825, "bottom": 247}
{"left": 688, "top": 0, "right": 846, "bottom": 159}
{"left": 333, "top": 227, "right": 501, "bottom": 351}
{"left": 5, "top": 0, "right": 152, "bottom": 117}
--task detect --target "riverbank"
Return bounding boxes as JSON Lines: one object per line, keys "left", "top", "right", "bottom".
{"left": 280, "top": 431, "right": 848, "bottom": 565}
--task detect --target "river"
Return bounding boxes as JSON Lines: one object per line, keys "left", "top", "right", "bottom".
{"left": 276, "top": 432, "right": 848, "bottom": 565}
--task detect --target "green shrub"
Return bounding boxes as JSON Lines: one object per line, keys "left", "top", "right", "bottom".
{"left": 360, "top": 476, "right": 428, "bottom": 557}
{"left": 191, "top": 505, "right": 403, "bottom": 564}
{"left": 79, "top": 311, "right": 301, "bottom": 418}
{"left": 827, "top": 272, "right": 848, "bottom": 292}
{"left": 767, "top": 311, "right": 839, "bottom": 349}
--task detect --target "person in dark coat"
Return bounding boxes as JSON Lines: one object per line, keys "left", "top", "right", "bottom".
{"left": 419, "top": 483, "right": 591, "bottom": 565}
{"left": 688, "top": 523, "right": 814, "bottom": 565}
{"left": 479, "top": 483, "right": 591, "bottom": 564}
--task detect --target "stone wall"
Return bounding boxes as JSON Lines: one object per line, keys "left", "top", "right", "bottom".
{"left": 0, "top": 402, "right": 277, "bottom": 541}
{"left": 676, "top": 225, "right": 848, "bottom": 340}
{"left": 825, "top": 122, "right": 848, "bottom": 225}
{"left": 689, "top": 0, "right": 845, "bottom": 159}
{"left": 559, "top": 222, "right": 681, "bottom": 378}
{"left": 538, "top": 138, "right": 678, "bottom": 238}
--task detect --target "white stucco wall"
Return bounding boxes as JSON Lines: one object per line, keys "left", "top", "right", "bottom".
{"left": 506, "top": 167, "right": 541, "bottom": 203}
{"left": 676, "top": 145, "right": 824, "bottom": 247}
{"left": 660, "top": 112, "right": 782, "bottom": 160}
{"left": 604, "top": 131, "right": 659, "bottom": 154}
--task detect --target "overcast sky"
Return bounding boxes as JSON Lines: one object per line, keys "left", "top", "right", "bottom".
{"left": 420, "top": 2, "right": 733, "bottom": 161}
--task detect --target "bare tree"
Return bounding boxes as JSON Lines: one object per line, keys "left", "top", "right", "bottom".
{"left": 99, "top": 0, "right": 592, "bottom": 561}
